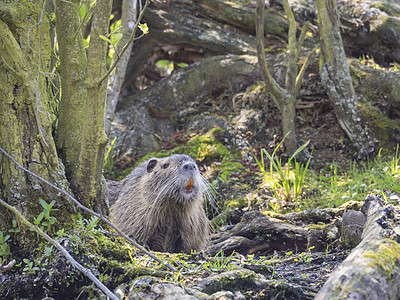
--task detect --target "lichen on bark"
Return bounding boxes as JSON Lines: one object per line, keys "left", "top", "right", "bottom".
{"left": 316, "top": 0, "right": 375, "bottom": 158}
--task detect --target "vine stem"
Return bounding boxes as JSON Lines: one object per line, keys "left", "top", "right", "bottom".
{"left": 0, "top": 146, "right": 177, "bottom": 273}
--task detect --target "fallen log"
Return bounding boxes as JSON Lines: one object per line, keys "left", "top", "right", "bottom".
{"left": 315, "top": 194, "right": 400, "bottom": 299}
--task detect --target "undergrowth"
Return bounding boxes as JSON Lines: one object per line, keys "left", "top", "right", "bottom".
{"left": 258, "top": 144, "right": 400, "bottom": 212}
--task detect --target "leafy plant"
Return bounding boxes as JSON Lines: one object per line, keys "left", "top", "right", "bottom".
{"left": 0, "top": 231, "right": 11, "bottom": 265}
{"left": 33, "top": 199, "right": 58, "bottom": 233}
{"left": 314, "top": 146, "right": 400, "bottom": 208}
{"left": 200, "top": 250, "right": 236, "bottom": 272}
{"left": 9, "top": 219, "right": 20, "bottom": 234}
{"left": 293, "top": 155, "right": 312, "bottom": 201}
{"left": 254, "top": 135, "right": 311, "bottom": 204}
{"left": 294, "top": 246, "right": 315, "bottom": 266}
{"left": 389, "top": 144, "right": 399, "bottom": 178}
{"left": 44, "top": 245, "right": 54, "bottom": 258}
{"left": 22, "top": 258, "right": 40, "bottom": 275}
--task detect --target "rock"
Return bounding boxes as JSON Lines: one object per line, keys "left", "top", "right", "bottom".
{"left": 207, "top": 290, "right": 246, "bottom": 300}
{"left": 195, "top": 269, "right": 261, "bottom": 294}
{"left": 124, "top": 276, "right": 203, "bottom": 299}
{"left": 340, "top": 209, "right": 366, "bottom": 249}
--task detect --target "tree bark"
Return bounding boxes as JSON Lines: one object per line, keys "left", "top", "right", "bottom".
{"left": 317, "top": 0, "right": 375, "bottom": 159}
{"left": 1, "top": 0, "right": 113, "bottom": 228}
{"left": 0, "top": 1, "right": 73, "bottom": 228}
{"left": 77, "top": 0, "right": 112, "bottom": 212}
{"left": 315, "top": 195, "right": 400, "bottom": 299}
{"left": 55, "top": 0, "right": 111, "bottom": 212}
{"left": 55, "top": 0, "right": 88, "bottom": 177}
{"left": 105, "top": 0, "right": 138, "bottom": 135}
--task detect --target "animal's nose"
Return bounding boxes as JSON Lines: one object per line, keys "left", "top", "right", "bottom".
{"left": 183, "top": 163, "right": 196, "bottom": 171}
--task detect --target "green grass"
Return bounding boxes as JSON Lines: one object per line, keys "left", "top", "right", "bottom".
{"left": 254, "top": 136, "right": 312, "bottom": 210}
{"left": 256, "top": 145, "right": 400, "bottom": 212}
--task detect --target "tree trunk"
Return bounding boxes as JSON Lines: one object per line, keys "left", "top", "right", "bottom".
{"left": 55, "top": 0, "right": 111, "bottom": 212}
{"left": 316, "top": 0, "right": 375, "bottom": 159}
{"left": 105, "top": 0, "right": 138, "bottom": 135}
{"left": 281, "top": 94, "right": 297, "bottom": 153}
{"left": 55, "top": 0, "right": 88, "bottom": 178}
{"left": 0, "top": 0, "right": 112, "bottom": 229}
{"left": 255, "top": 0, "right": 314, "bottom": 156}
{"left": 76, "top": 0, "right": 112, "bottom": 213}
{"left": 0, "top": 1, "right": 73, "bottom": 229}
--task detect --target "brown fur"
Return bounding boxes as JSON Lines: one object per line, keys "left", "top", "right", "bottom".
{"left": 109, "top": 154, "right": 210, "bottom": 253}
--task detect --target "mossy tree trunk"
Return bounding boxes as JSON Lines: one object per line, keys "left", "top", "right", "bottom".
{"left": 0, "top": 1, "right": 73, "bottom": 228}
{"left": 316, "top": 0, "right": 375, "bottom": 158}
{"left": 55, "top": 0, "right": 111, "bottom": 213}
{"left": 0, "top": 0, "right": 112, "bottom": 231}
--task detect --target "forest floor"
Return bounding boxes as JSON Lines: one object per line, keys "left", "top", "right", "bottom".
{"left": 2, "top": 69, "right": 400, "bottom": 299}
{"left": 99, "top": 77, "right": 400, "bottom": 299}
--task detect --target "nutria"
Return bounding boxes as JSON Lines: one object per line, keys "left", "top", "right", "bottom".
{"left": 109, "top": 154, "right": 212, "bottom": 253}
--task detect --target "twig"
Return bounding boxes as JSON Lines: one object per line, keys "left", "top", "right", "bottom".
{"left": 0, "top": 198, "right": 118, "bottom": 300}
{"left": 0, "top": 146, "right": 177, "bottom": 272}
{"left": 0, "top": 259, "right": 16, "bottom": 272}
{"left": 97, "top": 0, "right": 150, "bottom": 85}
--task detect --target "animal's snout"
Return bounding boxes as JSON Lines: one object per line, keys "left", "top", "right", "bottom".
{"left": 183, "top": 162, "right": 196, "bottom": 171}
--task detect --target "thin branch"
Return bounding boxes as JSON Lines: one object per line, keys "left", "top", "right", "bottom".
{"left": 0, "top": 259, "right": 16, "bottom": 272}
{"left": 283, "top": 0, "right": 297, "bottom": 90}
{"left": 0, "top": 198, "right": 118, "bottom": 300}
{"left": 255, "top": 0, "right": 284, "bottom": 110}
{"left": 97, "top": 0, "right": 150, "bottom": 86}
{"left": 294, "top": 46, "right": 318, "bottom": 94}
{"left": 0, "top": 146, "right": 177, "bottom": 272}
{"left": 296, "top": 21, "right": 310, "bottom": 58}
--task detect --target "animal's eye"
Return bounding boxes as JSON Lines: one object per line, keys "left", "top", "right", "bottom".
{"left": 163, "top": 163, "right": 169, "bottom": 169}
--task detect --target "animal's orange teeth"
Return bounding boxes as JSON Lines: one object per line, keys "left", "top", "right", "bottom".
{"left": 185, "top": 177, "right": 193, "bottom": 191}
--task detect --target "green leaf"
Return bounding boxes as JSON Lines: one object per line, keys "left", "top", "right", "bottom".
{"left": 111, "top": 32, "right": 123, "bottom": 46}
{"left": 35, "top": 212, "right": 45, "bottom": 224}
{"left": 48, "top": 200, "right": 56, "bottom": 209}
{"left": 138, "top": 23, "right": 149, "bottom": 35}
{"left": 4, "top": 244, "right": 10, "bottom": 255}
{"left": 79, "top": 3, "right": 87, "bottom": 19}
{"left": 99, "top": 35, "right": 111, "bottom": 44}
{"left": 290, "top": 139, "right": 310, "bottom": 159}
{"left": 39, "top": 199, "right": 48, "bottom": 209}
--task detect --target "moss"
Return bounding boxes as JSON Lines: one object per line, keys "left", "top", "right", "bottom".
{"left": 364, "top": 239, "right": 400, "bottom": 278}
{"left": 359, "top": 101, "right": 400, "bottom": 143}
{"left": 198, "top": 269, "right": 258, "bottom": 294}
{"left": 85, "top": 231, "right": 131, "bottom": 261}
{"left": 371, "top": 2, "right": 400, "bottom": 16}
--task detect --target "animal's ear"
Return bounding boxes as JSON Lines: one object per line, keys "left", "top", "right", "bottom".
{"left": 147, "top": 159, "right": 158, "bottom": 173}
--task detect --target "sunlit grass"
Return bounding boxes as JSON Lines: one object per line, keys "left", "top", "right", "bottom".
{"left": 257, "top": 145, "right": 400, "bottom": 212}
